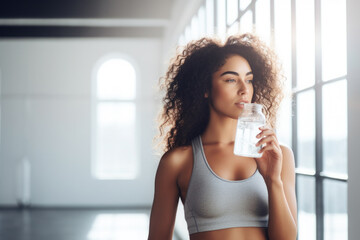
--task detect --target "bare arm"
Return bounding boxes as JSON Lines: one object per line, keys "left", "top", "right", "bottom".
{"left": 266, "top": 146, "right": 297, "bottom": 240}
{"left": 255, "top": 127, "right": 297, "bottom": 240}
{"left": 148, "top": 152, "right": 181, "bottom": 240}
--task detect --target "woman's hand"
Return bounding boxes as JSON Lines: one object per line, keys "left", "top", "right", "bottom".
{"left": 254, "top": 126, "right": 283, "bottom": 184}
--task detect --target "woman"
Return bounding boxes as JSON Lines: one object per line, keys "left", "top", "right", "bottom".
{"left": 148, "top": 33, "right": 297, "bottom": 240}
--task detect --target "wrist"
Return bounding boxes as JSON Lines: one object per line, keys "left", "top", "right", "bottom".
{"left": 265, "top": 176, "right": 283, "bottom": 189}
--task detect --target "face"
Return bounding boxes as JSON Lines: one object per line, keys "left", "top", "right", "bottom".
{"left": 208, "top": 55, "right": 254, "bottom": 119}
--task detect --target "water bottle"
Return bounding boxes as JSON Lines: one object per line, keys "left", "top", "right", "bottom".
{"left": 234, "top": 103, "right": 266, "bottom": 158}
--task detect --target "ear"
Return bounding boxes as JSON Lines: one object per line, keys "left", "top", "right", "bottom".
{"left": 204, "top": 91, "right": 209, "bottom": 98}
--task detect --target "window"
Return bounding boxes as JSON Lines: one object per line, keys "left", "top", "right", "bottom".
{"left": 293, "top": 0, "right": 348, "bottom": 239}
{"left": 179, "top": 0, "right": 348, "bottom": 239}
{"left": 92, "top": 56, "right": 139, "bottom": 180}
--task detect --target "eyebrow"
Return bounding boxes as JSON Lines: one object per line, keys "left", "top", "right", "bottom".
{"left": 220, "top": 71, "right": 253, "bottom": 76}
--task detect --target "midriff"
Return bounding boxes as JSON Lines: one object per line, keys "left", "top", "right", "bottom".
{"left": 190, "top": 227, "right": 268, "bottom": 240}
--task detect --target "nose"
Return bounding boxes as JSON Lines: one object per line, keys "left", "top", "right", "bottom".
{"left": 237, "top": 81, "right": 249, "bottom": 95}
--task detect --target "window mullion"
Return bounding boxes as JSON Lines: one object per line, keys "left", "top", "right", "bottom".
{"left": 225, "top": 0, "right": 228, "bottom": 29}
{"left": 214, "top": 0, "right": 219, "bottom": 36}
{"left": 291, "top": 0, "right": 298, "bottom": 168}
{"left": 290, "top": 2, "right": 301, "bottom": 237}
{"left": 270, "top": 0, "right": 275, "bottom": 48}
{"left": 251, "top": 0, "right": 256, "bottom": 32}
{"left": 314, "top": 0, "right": 324, "bottom": 239}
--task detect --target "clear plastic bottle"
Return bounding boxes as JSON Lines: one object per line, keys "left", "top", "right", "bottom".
{"left": 234, "top": 103, "right": 266, "bottom": 158}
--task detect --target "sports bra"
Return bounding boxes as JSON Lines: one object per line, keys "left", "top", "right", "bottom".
{"left": 184, "top": 136, "right": 269, "bottom": 234}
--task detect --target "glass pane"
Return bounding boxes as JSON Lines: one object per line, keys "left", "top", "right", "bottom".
{"left": 227, "top": 0, "right": 238, "bottom": 25}
{"left": 191, "top": 15, "right": 200, "bottom": 40}
{"left": 206, "top": 0, "right": 215, "bottom": 35}
{"left": 296, "top": 0, "right": 315, "bottom": 89}
{"left": 178, "top": 34, "right": 186, "bottom": 46}
{"left": 277, "top": 98, "right": 292, "bottom": 148}
{"left": 228, "top": 22, "right": 240, "bottom": 36}
{"left": 97, "top": 59, "right": 136, "bottom": 100}
{"left": 240, "top": 0, "right": 252, "bottom": 10}
{"left": 240, "top": 10, "right": 253, "bottom": 34}
{"left": 296, "top": 90, "right": 315, "bottom": 170}
{"left": 297, "top": 175, "right": 316, "bottom": 240}
{"left": 198, "top": 6, "right": 206, "bottom": 38}
{"left": 184, "top": 25, "right": 191, "bottom": 43}
{"left": 274, "top": 0, "right": 292, "bottom": 86}
{"left": 321, "top": 0, "right": 347, "bottom": 81}
{"left": 216, "top": 0, "right": 226, "bottom": 40}
{"left": 94, "top": 102, "right": 138, "bottom": 179}
{"left": 274, "top": 0, "right": 292, "bottom": 149}
{"left": 255, "top": 0, "right": 271, "bottom": 45}
{"left": 322, "top": 80, "right": 347, "bottom": 175}
{"left": 324, "top": 179, "right": 348, "bottom": 240}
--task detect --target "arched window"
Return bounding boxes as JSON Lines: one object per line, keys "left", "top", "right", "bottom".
{"left": 92, "top": 56, "right": 138, "bottom": 180}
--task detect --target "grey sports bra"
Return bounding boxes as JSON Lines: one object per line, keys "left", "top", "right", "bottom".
{"left": 184, "top": 136, "right": 269, "bottom": 234}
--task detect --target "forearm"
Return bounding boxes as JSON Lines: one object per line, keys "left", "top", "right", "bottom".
{"left": 266, "top": 179, "right": 297, "bottom": 240}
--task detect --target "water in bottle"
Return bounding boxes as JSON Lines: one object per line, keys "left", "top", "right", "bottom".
{"left": 234, "top": 103, "right": 265, "bottom": 158}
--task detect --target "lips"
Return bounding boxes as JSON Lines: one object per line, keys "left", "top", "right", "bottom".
{"left": 235, "top": 100, "right": 249, "bottom": 105}
{"left": 235, "top": 101, "right": 249, "bottom": 108}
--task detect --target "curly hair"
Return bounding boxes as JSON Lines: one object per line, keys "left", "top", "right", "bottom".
{"left": 157, "top": 33, "right": 284, "bottom": 152}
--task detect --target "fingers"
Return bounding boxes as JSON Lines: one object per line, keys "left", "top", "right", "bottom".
{"left": 257, "top": 140, "right": 281, "bottom": 154}
{"left": 256, "top": 127, "right": 277, "bottom": 140}
{"left": 256, "top": 127, "right": 280, "bottom": 153}
{"left": 256, "top": 135, "right": 277, "bottom": 147}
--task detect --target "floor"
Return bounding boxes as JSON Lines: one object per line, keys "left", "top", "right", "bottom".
{"left": 0, "top": 207, "right": 184, "bottom": 240}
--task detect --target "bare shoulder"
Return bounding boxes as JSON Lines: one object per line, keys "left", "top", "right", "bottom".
{"left": 157, "top": 145, "right": 193, "bottom": 177}
{"left": 280, "top": 144, "right": 295, "bottom": 168}
{"left": 279, "top": 144, "right": 296, "bottom": 183}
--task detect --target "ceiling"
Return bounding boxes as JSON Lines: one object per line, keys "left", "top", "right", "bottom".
{"left": 0, "top": 0, "right": 176, "bottom": 38}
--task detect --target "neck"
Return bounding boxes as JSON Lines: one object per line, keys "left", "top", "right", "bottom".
{"left": 201, "top": 108, "right": 238, "bottom": 144}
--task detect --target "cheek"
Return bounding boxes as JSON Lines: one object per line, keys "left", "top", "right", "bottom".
{"left": 210, "top": 88, "right": 234, "bottom": 109}
{"left": 211, "top": 86, "right": 231, "bottom": 102}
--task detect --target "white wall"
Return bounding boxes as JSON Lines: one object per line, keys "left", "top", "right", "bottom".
{"left": 0, "top": 38, "right": 161, "bottom": 207}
